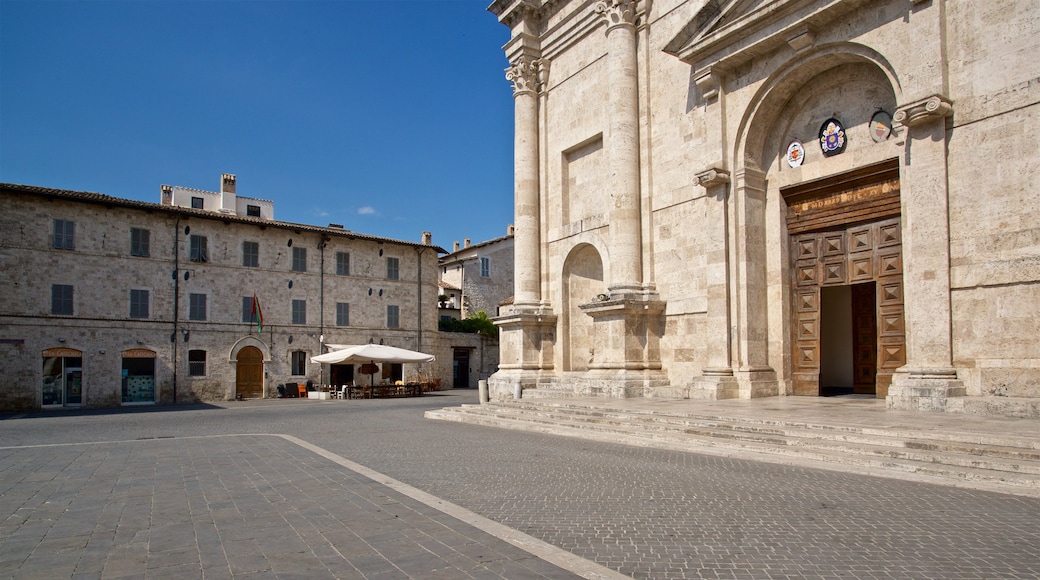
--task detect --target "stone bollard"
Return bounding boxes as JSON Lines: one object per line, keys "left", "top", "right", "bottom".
{"left": 478, "top": 380, "right": 489, "bottom": 404}
{"left": 513, "top": 383, "right": 522, "bottom": 400}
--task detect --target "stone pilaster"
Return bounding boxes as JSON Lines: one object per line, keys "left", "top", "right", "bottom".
{"left": 690, "top": 168, "right": 738, "bottom": 399}
{"left": 597, "top": 0, "right": 642, "bottom": 294}
{"left": 887, "top": 95, "right": 965, "bottom": 412}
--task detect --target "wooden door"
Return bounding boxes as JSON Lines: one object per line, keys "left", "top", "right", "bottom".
{"left": 236, "top": 346, "right": 264, "bottom": 399}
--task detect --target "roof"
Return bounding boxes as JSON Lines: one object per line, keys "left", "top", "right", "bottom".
{"left": 1, "top": 182, "right": 448, "bottom": 253}
{"left": 439, "top": 233, "right": 514, "bottom": 263}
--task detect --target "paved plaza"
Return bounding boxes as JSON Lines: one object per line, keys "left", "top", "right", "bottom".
{"left": 1, "top": 390, "right": 1038, "bottom": 579}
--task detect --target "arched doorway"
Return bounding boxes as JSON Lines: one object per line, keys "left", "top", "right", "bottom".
{"left": 235, "top": 346, "right": 264, "bottom": 399}
{"left": 561, "top": 244, "right": 604, "bottom": 371}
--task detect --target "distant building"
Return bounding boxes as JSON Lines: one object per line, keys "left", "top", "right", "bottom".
{"left": 435, "top": 227, "right": 515, "bottom": 388}
{"left": 488, "top": 0, "right": 1039, "bottom": 417}
{"left": 0, "top": 176, "right": 450, "bottom": 411}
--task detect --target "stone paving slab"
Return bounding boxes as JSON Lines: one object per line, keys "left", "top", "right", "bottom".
{"left": 0, "top": 435, "right": 602, "bottom": 579}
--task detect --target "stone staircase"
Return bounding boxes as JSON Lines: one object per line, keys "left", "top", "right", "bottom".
{"left": 425, "top": 398, "right": 1040, "bottom": 496}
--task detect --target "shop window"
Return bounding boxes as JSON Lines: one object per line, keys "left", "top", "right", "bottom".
{"left": 336, "top": 252, "right": 350, "bottom": 276}
{"left": 53, "top": 219, "right": 75, "bottom": 250}
{"left": 292, "top": 299, "right": 306, "bottom": 325}
{"left": 51, "top": 284, "right": 73, "bottom": 315}
{"left": 291, "top": 351, "right": 306, "bottom": 375}
{"left": 189, "top": 293, "right": 207, "bottom": 321}
{"left": 130, "top": 289, "right": 150, "bottom": 319}
{"left": 189, "top": 235, "right": 208, "bottom": 262}
{"left": 122, "top": 354, "right": 156, "bottom": 403}
{"left": 387, "top": 305, "right": 400, "bottom": 329}
{"left": 242, "top": 241, "right": 259, "bottom": 267}
{"left": 386, "top": 257, "right": 399, "bottom": 280}
{"left": 292, "top": 247, "right": 307, "bottom": 272}
{"left": 188, "top": 350, "right": 207, "bottom": 376}
{"left": 131, "top": 227, "right": 150, "bottom": 257}
{"left": 336, "top": 302, "right": 350, "bottom": 326}
{"left": 42, "top": 355, "right": 82, "bottom": 406}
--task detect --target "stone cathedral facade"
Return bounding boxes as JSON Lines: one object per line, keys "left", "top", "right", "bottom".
{"left": 486, "top": 0, "right": 1040, "bottom": 417}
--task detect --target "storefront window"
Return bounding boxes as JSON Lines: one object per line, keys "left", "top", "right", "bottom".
{"left": 41, "top": 351, "right": 82, "bottom": 407}
{"left": 122, "top": 350, "right": 156, "bottom": 404}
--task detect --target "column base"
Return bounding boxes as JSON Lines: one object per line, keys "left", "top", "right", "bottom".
{"left": 689, "top": 368, "right": 740, "bottom": 400}
{"left": 735, "top": 366, "right": 779, "bottom": 399}
{"left": 487, "top": 369, "right": 555, "bottom": 401}
{"left": 572, "top": 369, "right": 671, "bottom": 399}
{"left": 886, "top": 368, "right": 966, "bottom": 412}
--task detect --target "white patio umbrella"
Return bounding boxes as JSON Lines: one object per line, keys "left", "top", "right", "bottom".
{"left": 311, "top": 344, "right": 435, "bottom": 386}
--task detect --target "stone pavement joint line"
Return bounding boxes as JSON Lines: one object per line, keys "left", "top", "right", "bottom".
{"left": 0, "top": 434, "right": 610, "bottom": 580}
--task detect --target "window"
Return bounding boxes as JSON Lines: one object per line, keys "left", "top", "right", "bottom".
{"left": 291, "top": 351, "right": 306, "bottom": 376}
{"left": 51, "top": 284, "right": 73, "bottom": 315}
{"left": 189, "top": 293, "right": 207, "bottom": 321}
{"left": 242, "top": 241, "right": 259, "bottom": 267}
{"left": 188, "top": 350, "right": 207, "bottom": 376}
{"left": 292, "top": 247, "right": 307, "bottom": 272}
{"left": 292, "top": 299, "right": 306, "bottom": 325}
{"left": 336, "top": 252, "right": 350, "bottom": 276}
{"left": 336, "top": 303, "right": 350, "bottom": 326}
{"left": 131, "top": 228, "right": 150, "bottom": 257}
{"left": 387, "top": 305, "right": 400, "bottom": 329}
{"left": 386, "top": 257, "right": 399, "bottom": 280}
{"left": 53, "top": 219, "right": 75, "bottom": 250}
{"left": 191, "top": 196, "right": 204, "bottom": 209}
{"left": 130, "top": 289, "right": 150, "bottom": 319}
{"left": 246, "top": 205, "right": 261, "bottom": 217}
{"left": 480, "top": 256, "right": 491, "bottom": 278}
{"left": 189, "top": 235, "right": 208, "bottom": 262}
{"left": 242, "top": 296, "right": 254, "bottom": 323}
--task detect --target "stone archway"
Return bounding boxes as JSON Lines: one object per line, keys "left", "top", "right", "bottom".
{"left": 235, "top": 346, "right": 264, "bottom": 399}
{"left": 561, "top": 244, "right": 604, "bottom": 371}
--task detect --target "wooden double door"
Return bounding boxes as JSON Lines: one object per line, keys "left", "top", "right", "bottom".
{"left": 786, "top": 160, "right": 906, "bottom": 398}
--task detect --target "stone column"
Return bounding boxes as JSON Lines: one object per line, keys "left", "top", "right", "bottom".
{"left": 690, "top": 168, "right": 738, "bottom": 399}
{"left": 887, "top": 95, "right": 965, "bottom": 411}
{"left": 506, "top": 56, "right": 542, "bottom": 309}
{"left": 597, "top": 0, "right": 642, "bottom": 294}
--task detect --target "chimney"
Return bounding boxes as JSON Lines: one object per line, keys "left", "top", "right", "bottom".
{"left": 220, "top": 173, "right": 236, "bottom": 214}
{"left": 453, "top": 241, "right": 460, "bottom": 252}
{"left": 507, "top": 224, "right": 515, "bottom": 236}
{"left": 421, "top": 231, "right": 432, "bottom": 245}
{"left": 160, "top": 185, "right": 173, "bottom": 205}
{"left": 464, "top": 238, "right": 471, "bottom": 248}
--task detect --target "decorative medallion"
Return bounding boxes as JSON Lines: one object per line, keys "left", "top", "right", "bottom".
{"left": 786, "top": 140, "right": 805, "bottom": 168}
{"left": 818, "top": 118, "right": 847, "bottom": 157}
{"left": 869, "top": 110, "right": 893, "bottom": 143}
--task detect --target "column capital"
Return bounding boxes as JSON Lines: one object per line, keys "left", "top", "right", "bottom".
{"left": 505, "top": 56, "right": 548, "bottom": 97}
{"left": 894, "top": 94, "right": 953, "bottom": 128}
{"left": 696, "top": 167, "right": 730, "bottom": 189}
{"left": 595, "top": 0, "right": 635, "bottom": 32}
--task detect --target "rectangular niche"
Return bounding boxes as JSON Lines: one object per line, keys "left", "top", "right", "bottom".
{"left": 561, "top": 134, "right": 604, "bottom": 228}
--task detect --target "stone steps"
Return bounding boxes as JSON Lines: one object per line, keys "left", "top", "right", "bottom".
{"left": 425, "top": 400, "right": 1040, "bottom": 494}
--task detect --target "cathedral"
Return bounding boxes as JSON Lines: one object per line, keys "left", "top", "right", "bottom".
{"left": 486, "top": 0, "right": 1040, "bottom": 417}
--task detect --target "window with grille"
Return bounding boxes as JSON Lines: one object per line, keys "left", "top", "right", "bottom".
{"left": 242, "top": 241, "right": 259, "bottom": 267}
{"left": 291, "top": 351, "right": 306, "bottom": 376}
{"left": 131, "top": 228, "right": 150, "bottom": 257}
{"left": 336, "top": 303, "right": 349, "bottom": 326}
{"left": 188, "top": 350, "right": 207, "bottom": 376}
{"left": 189, "top": 235, "right": 208, "bottom": 262}
{"left": 292, "top": 247, "right": 307, "bottom": 272}
{"left": 51, "top": 284, "right": 73, "bottom": 315}
{"left": 130, "top": 289, "right": 150, "bottom": 319}
{"left": 480, "top": 257, "right": 491, "bottom": 278}
{"left": 53, "top": 219, "right": 75, "bottom": 250}
{"left": 189, "top": 293, "right": 207, "bottom": 321}
{"left": 336, "top": 252, "right": 350, "bottom": 276}
{"left": 292, "top": 299, "right": 306, "bottom": 325}
{"left": 387, "top": 305, "right": 400, "bottom": 328}
{"left": 386, "top": 257, "right": 399, "bottom": 280}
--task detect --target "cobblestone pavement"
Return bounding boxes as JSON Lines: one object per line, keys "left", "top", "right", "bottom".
{"left": 1, "top": 391, "right": 1039, "bottom": 579}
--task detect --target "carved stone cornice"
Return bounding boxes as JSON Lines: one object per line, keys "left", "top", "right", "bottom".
{"left": 894, "top": 95, "right": 953, "bottom": 128}
{"left": 595, "top": 0, "right": 635, "bottom": 32}
{"left": 506, "top": 56, "right": 548, "bottom": 97}
{"left": 697, "top": 167, "right": 731, "bottom": 189}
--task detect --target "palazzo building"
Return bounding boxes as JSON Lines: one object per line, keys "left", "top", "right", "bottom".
{"left": 0, "top": 177, "right": 450, "bottom": 411}
{"left": 487, "top": 0, "right": 1040, "bottom": 416}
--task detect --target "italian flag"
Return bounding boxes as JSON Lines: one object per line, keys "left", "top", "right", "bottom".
{"left": 252, "top": 293, "right": 264, "bottom": 332}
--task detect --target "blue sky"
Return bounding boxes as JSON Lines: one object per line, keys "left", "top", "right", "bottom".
{"left": 1, "top": 0, "right": 515, "bottom": 249}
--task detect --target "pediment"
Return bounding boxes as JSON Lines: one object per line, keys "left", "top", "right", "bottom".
{"left": 664, "top": 0, "right": 871, "bottom": 70}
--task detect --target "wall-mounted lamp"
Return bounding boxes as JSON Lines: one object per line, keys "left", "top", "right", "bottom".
{"left": 58, "top": 338, "right": 66, "bottom": 343}
{"left": 182, "top": 330, "right": 189, "bottom": 342}
{"left": 137, "top": 339, "right": 144, "bottom": 344}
